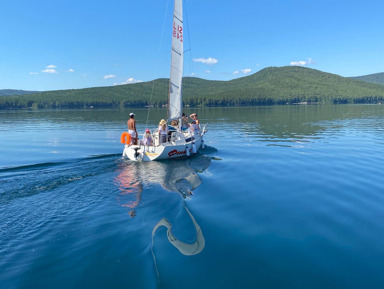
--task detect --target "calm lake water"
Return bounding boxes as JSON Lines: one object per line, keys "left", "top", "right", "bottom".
{"left": 1, "top": 105, "right": 384, "bottom": 289}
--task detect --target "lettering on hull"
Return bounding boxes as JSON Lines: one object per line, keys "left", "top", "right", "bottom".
{"left": 168, "top": 149, "right": 186, "bottom": 157}
{"left": 168, "top": 147, "right": 193, "bottom": 158}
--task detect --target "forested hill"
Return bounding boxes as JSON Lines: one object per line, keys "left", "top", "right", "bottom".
{"left": 350, "top": 72, "right": 384, "bottom": 85}
{"left": 0, "top": 89, "right": 39, "bottom": 96}
{"left": 2, "top": 66, "right": 384, "bottom": 109}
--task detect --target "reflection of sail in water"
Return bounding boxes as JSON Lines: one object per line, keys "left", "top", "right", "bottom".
{"left": 151, "top": 206, "right": 205, "bottom": 278}
{"left": 148, "top": 156, "right": 210, "bottom": 279}
{"left": 152, "top": 206, "right": 205, "bottom": 256}
{"left": 115, "top": 154, "right": 211, "bottom": 275}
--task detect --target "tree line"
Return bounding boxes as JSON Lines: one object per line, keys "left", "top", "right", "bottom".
{"left": 2, "top": 66, "right": 384, "bottom": 109}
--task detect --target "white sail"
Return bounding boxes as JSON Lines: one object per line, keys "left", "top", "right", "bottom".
{"left": 168, "top": 0, "right": 183, "bottom": 120}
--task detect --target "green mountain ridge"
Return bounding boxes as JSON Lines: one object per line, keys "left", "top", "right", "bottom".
{"left": 350, "top": 72, "right": 384, "bottom": 85}
{"left": 0, "top": 89, "right": 40, "bottom": 96}
{"left": 2, "top": 66, "right": 384, "bottom": 109}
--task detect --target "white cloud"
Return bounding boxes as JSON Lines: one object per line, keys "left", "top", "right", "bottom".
{"left": 205, "top": 70, "right": 212, "bottom": 74}
{"left": 42, "top": 68, "right": 58, "bottom": 74}
{"left": 114, "top": 78, "right": 142, "bottom": 85}
{"left": 104, "top": 74, "right": 116, "bottom": 79}
{"left": 241, "top": 68, "right": 252, "bottom": 74}
{"left": 290, "top": 60, "right": 306, "bottom": 66}
{"left": 290, "top": 58, "right": 315, "bottom": 66}
{"left": 307, "top": 58, "right": 315, "bottom": 64}
{"left": 29, "top": 72, "right": 39, "bottom": 75}
{"left": 233, "top": 69, "right": 252, "bottom": 75}
{"left": 126, "top": 77, "right": 139, "bottom": 83}
{"left": 193, "top": 57, "right": 218, "bottom": 65}
{"left": 46, "top": 64, "right": 57, "bottom": 69}
{"left": 67, "top": 68, "right": 75, "bottom": 72}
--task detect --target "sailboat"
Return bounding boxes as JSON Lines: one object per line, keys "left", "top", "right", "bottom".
{"left": 122, "top": 0, "right": 206, "bottom": 162}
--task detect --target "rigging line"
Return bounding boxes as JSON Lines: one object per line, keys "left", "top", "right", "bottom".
{"left": 145, "top": 0, "right": 172, "bottom": 129}
{"left": 184, "top": 0, "right": 194, "bottom": 77}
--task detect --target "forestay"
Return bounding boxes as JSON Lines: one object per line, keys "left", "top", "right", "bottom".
{"left": 168, "top": 0, "right": 184, "bottom": 121}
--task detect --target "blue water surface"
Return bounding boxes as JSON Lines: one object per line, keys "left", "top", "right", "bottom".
{"left": 1, "top": 105, "right": 384, "bottom": 289}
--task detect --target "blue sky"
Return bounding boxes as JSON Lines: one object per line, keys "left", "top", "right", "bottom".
{"left": 1, "top": 0, "right": 383, "bottom": 91}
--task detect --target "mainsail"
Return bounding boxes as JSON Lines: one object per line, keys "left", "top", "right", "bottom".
{"left": 168, "top": 0, "right": 183, "bottom": 120}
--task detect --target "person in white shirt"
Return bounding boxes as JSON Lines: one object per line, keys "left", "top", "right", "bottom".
{"left": 158, "top": 119, "right": 168, "bottom": 144}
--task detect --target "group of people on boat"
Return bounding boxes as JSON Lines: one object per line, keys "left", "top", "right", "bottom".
{"left": 126, "top": 112, "right": 201, "bottom": 146}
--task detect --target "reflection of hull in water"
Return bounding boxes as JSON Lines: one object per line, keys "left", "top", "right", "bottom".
{"left": 123, "top": 131, "right": 205, "bottom": 162}
{"left": 137, "top": 154, "right": 211, "bottom": 198}
{"left": 115, "top": 154, "right": 211, "bottom": 212}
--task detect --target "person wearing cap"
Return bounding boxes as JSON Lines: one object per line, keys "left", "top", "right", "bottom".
{"left": 143, "top": 129, "right": 153, "bottom": 146}
{"left": 127, "top": 113, "right": 138, "bottom": 145}
{"left": 158, "top": 119, "right": 168, "bottom": 144}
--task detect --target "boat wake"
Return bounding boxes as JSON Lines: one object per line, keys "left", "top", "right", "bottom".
{"left": 0, "top": 154, "right": 121, "bottom": 205}
{"left": 0, "top": 153, "right": 122, "bottom": 173}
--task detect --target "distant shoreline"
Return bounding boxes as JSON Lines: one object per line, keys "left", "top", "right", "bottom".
{"left": 1, "top": 102, "right": 383, "bottom": 111}
{"left": 2, "top": 66, "right": 384, "bottom": 110}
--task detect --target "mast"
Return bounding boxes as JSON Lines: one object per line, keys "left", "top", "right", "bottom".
{"left": 168, "top": 0, "right": 183, "bottom": 121}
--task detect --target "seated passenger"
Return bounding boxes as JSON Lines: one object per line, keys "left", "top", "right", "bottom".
{"left": 170, "top": 119, "right": 178, "bottom": 128}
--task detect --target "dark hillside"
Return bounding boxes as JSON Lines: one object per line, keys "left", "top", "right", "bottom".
{"left": 350, "top": 72, "right": 384, "bottom": 85}
{"left": 2, "top": 66, "right": 384, "bottom": 109}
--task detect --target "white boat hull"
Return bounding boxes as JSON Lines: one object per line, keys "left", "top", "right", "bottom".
{"left": 123, "top": 132, "right": 204, "bottom": 162}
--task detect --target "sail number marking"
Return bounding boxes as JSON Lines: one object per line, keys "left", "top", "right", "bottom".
{"left": 173, "top": 22, "right": 183, "bottom": 43}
